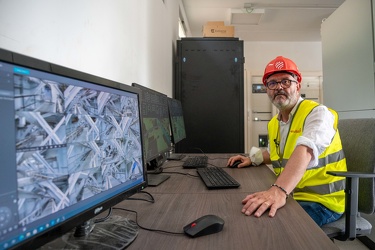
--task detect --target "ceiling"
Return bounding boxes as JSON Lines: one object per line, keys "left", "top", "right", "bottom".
{"left": 181, "top": 0, "right": 345, "bottom": 42}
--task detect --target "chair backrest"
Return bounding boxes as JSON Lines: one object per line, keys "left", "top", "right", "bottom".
{"left": 338, "top": 118, "right": 375, "bottom": 214}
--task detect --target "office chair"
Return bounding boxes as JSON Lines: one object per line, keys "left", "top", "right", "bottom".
{"left": 321, "top": 118, "right": 375, "bottom": 248}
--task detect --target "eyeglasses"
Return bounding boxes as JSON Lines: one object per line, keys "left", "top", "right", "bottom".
{"left": 266, "top": 79, "right": 297, "bottom": 90}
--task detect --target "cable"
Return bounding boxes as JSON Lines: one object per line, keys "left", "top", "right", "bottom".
{"left": 207, "top": 162, "right": 224, "bottom": 168}
{"left": 94, "top": 207, "right": 113, "bottom": 223}
{"left": 192, "top": 147, "right": 208, "bottom": 158}
{"left": 191, "top": 147, "right": 231, "bottom": 161}
{"left": 93, "top": 191, "right": 155, "bottom": 223}
{"left": 162, "top": 165, "right": 183, "bottom": 170}
{"left": 113, "top": 207, "right": 185, "bottom": 236}
{"left": 139, "top": 190, "right": 154, "bottom": 200}
{"left": 126, "top": 190, "right": 155, "bottom": 203}
{"left": 162, "top": 171, "right": 199, "bottom": 178}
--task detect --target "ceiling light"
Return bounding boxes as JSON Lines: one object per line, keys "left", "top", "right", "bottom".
{"left": 230, "top": 5, "right": 265, "bottom": 25}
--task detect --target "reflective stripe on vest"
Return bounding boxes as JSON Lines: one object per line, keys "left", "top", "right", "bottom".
{"left": 271, "top": 147, "right": 345, "bottom": 170}
{"left": 294, "top": 179, "right": 346, "bottom": 195}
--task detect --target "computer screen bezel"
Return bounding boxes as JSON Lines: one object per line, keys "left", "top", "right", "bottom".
{"left": 0, "top": 48, "right": 148, "bottom": 249}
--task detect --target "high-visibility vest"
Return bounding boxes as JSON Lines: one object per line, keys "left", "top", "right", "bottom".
{"left": 268, "top": 99, "right": 346, "bottom": 213}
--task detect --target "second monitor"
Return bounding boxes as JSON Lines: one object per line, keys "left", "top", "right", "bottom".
{"left": 167, "top": 97, "right": 186, "bottom": 160}
{"left": 131, "top": 83, "right": 171, "bottom": 170}
{"left": 168, "top": 97, "right": 186, "bottom": 145}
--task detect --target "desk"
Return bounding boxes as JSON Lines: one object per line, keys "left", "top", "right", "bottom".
{"left": 116, "top": 154, "right": 338, "bottom": 249}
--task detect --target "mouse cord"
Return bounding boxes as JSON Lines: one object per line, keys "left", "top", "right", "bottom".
{"left": 113, "top": 207, "right": 185, "bottom": 235}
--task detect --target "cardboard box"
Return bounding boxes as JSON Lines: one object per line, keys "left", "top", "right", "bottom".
{"left": 203, "top": 25, "right": 234, "bottom": 37}
{"left": 203, "top": 21, "right": 234, "bottom": 37}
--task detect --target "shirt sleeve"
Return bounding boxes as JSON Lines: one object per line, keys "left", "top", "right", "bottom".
{"left": 249, "top": 146, "right": 264, "bottom": 165}
{"left": 295, "top": 105, "right": 336, "bottom": 168}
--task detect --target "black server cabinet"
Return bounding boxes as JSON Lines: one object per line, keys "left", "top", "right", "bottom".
{"left": 175, "top": 38, "right": 244, "bottom": 153}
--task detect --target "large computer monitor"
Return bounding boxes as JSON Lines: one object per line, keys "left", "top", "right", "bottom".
{"left": 131, "top": 83, "right": 171, "bottom": 170}
{"left": 0, "top": 49, "right": 147, "bottom": 249}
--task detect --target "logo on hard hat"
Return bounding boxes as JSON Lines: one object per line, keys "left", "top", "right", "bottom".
{"left": 275, "top": 61, "right": 284, "bottom": 69}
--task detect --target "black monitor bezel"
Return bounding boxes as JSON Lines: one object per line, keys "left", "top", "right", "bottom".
{"left": 0, "top": 48, "right": 148, "bottom": 249}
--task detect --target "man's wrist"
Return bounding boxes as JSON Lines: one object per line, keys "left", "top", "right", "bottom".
{"left": 271, "top": 184, "right": 289, "bottom": 199}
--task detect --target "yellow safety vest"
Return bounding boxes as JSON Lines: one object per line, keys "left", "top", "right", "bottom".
{"left": 268, "top": 100, "right": 347, "bottom": 213}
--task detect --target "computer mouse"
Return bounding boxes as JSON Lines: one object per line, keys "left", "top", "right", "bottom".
{"left": 183, "top": 214, "right": 224, "bottom": 238}
{"left": 227, "top": 160, "right": 241, "bottom": 168}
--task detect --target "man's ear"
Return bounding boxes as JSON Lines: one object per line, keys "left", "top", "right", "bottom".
{"left": 296, "top": 82, "right": 301, "bottom": 91}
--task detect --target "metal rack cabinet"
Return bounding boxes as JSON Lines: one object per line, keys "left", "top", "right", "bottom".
{"left": 174, "top": 38, "right": 244, "bottom": 153}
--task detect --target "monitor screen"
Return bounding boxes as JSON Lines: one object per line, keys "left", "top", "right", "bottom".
{"left": 131, "top": 83, "right": 171, "bottom": 167}
{"left": 167, "top": 97, "right": 186, "bottom": 144}
{"left": 0, "top": 49, "right": 147, "bottom": 249}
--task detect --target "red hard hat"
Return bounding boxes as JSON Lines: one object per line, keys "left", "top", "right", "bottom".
{"left": 262, "top": 56, "right": 302, "bottom": 86}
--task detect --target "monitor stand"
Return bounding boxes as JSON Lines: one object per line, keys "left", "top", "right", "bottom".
{"left": 167, "top": 146, "right": 185, "bottom": 160}
{"left": 147, "top": 173, "right": 170, "bottom": 186}
{"left": 40, "top": 215, "right": 138, "bottom": 249}
{"left": 167, "top": 153, "right": 185, "bottom": 160}
{"left": 146, "top": 158, "right": 170, "bottom": 186}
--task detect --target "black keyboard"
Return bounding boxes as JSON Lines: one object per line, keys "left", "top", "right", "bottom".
{"left": 197, "top": 167, "right": 240, "bottom": 189}
{"left": 182, "top": 156, "right": 208, "bottom": 168}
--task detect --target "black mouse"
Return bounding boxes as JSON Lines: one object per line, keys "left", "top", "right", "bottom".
{"left": 183, "top": 215, "right": 224, "bottom": 238}
{"left": 227, "top": 160, "right": 241, "bottom": 168}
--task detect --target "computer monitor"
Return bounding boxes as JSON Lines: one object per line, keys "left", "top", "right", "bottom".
{"left": 131, "top": 83, "right": 171, "bottom": 169}
{"left": 166, "top": 97, "right": 186, "bottom": 160}
{"left": 167, "top": 97, "right": 186, "bottom": 145}
{"left": 0, "top": 48, "right": 147, "bottom": 249}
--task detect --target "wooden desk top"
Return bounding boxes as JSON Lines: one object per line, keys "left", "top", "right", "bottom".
{"left": 115, "top": 154, "right": 338, "bottom": 249}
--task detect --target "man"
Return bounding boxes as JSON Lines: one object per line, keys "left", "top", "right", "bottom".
{"left": 227, "top": 56, "right": 347, "bottom": 226}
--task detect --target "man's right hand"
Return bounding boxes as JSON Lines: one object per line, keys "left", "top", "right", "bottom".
{"left": 227, "top": 155, "right": 252, "bottom": 168}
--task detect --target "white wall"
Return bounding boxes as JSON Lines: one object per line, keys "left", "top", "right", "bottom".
{"left": 0, "top": 0, "right": 181, "bottom": 97}
{"left": 243, "top": 41, "right": 323, "bottom": 76}
{"left": 321, "top": 0, "right": 375, "bottom": 119}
